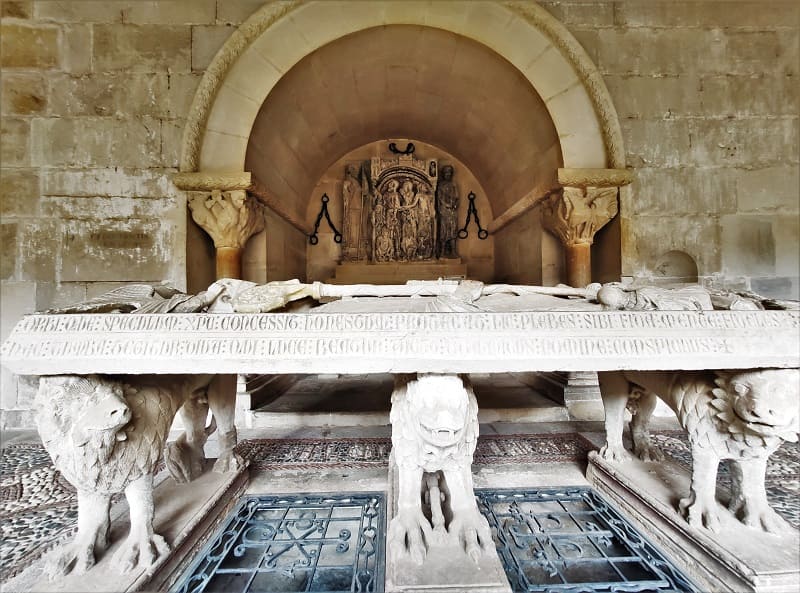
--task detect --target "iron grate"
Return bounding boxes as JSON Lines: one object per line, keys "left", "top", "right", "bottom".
{"left": 171, "top": 492, "right": 385, "bottom": 593}
{"left": 475, "top": 487, "right": 698, "bottom": 593}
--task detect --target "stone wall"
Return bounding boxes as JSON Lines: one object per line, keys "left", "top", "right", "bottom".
{"left": 1, "top": 0, "right": 798, "bottom": 428}
{"left": 544, "top": 0, "right": 799, "bottom": 296}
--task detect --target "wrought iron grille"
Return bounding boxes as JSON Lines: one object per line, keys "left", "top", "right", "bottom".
{"left": 171, "top": 492, "right": 385, "bottom": 593}
{"left": 475, "top": 487, "right": 697, "bottom": 593}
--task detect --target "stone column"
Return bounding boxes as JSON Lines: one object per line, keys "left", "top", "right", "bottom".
{"left": 541, "top": 168, "right": 633, "bottom": 288}
{"left": 187, "top": 189, "right": 265, "bottom": 279}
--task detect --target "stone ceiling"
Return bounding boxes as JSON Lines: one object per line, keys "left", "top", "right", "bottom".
{"left": 245, "top": 25, "right": 562, "bottom": 222}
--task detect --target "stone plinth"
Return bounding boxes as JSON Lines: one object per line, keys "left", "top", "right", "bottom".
{"left": 22, "top": 464, "right": 248, "bottom": 593}
{"left": 587, "top": 451, "right": 799, "bottom": 593}
{"left": 328, "top": 260, "right": 468, "bottom": 284}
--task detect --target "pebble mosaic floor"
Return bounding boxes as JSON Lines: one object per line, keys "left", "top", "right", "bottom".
{"left": 2, "top": 432, "right": 797, "bottom": 585}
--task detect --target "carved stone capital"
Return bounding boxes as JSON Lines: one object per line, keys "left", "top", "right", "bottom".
{"left": 541, "top": 186, "right": 619, "bottom": 246}
{"left": 557, "top": 167, "right": 634, "bottom": 188}
{"left": 187, "top": 189, "right": 265, "bottom": 249}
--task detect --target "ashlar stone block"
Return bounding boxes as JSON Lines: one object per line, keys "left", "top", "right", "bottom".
{"left": 688, "top": 118, "right": 798, "bottom": 169}
{"left": 1, "top": 223, "right": 18, "bottom": 280}
{"left": 604, "top": 74, "right": 702, "bottom": 120}
{"left": 93, "top": 24, "right": 191, "bottom": 72}
{"left": 0, "top": 118, "right": 30, "bottom": 167}
{"left": 0, "top": 22, "right": 59, "bottom": 68}
{"left": 632, "top": 167, "right": 736, "bottom": 217}
{"left": 33, "top": 1, "right": 124, "bottom": 23}
{"left": 122, "top": 0, "right": 215, "bottom": 25}
{"left": 628, "top": 215, "right": 721, "bottom": 278}
{"left": 62, "top": 24, "right": 92, "bottom": 75}
{"left": 191, "top": 25, "right": 235, "bottom": 71}
{"left": 1, "top": 1, "right": 31, "bottom": 19}
{"left": 736, "top": 166, "right": 800, "bottom": 213}
{"left": 720, "top": 215, "right": 776, "bottom": 276}
{"left": 19, "top": 219, "right": 58, "bottom": 282}
{"left": 215, "top": 0, "right": 268, "bottom": 25}
{"left": 616, "top": 0, "right": 799, "bottom": 29}
{"left": 700, "top": 74, "right": 799, "bottom": 118}
{"left": 0, "top": 72, "right": 46, "bottom": 115}
{"left": 0, "top": 169, "right": 39, "bottom": 217}
{"left": 42, "top": 167, "right": 178, "bottom": 199}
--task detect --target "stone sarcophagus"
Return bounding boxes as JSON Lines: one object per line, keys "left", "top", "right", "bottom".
{"left": 1, "top": 280, "right": 798, "bottom": 592}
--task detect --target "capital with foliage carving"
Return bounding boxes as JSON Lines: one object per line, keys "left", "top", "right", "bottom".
{"left": 188, "top": 190, "right": 265, "bottom": 249}
{"left": 541, "top": 186, "right": 618, "bottom": 246}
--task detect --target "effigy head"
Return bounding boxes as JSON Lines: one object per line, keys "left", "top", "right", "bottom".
{"left": 407, "top": 374, "right": 470, "bottom": 448}
{"left": 597, "top": 284, "right": 629, "bottom": 310}
{"left": 720, "top": 369, "right": 800, "bottom": 441}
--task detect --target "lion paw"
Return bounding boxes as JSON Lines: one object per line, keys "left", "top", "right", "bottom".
{"left": 212, "top": 451, "right": 244, "bottom": 474}
{"left": 449, "top": 510, "right": 494, "bottom": 564}
{"left": 388, "top": 509, "right": 433, "bottom": 565}
{"left": 44, "top": 542, "right": 97, "bottom": 579}
{"left": 165, "top": 439, "right": 206, "bottom": 484}
{"left": 679, "top": 495, "right": 721, "bottom": 532}
{"left": 599, "top": 444, "right": 629, "bottom": 462}
{"left": 111, "top": 532, "right": 170, "bottom": 573}
{"left": 635, "top": 445, "right": 664, "bottom": 462}
{"left": 736, "top": 504, "right": 793, "bottom": 534}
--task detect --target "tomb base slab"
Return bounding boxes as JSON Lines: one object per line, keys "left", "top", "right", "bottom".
{"left": 586, "top": 451, "right": 799, "bottom": 593}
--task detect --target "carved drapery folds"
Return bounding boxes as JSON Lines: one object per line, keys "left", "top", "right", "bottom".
{"left": 188, "top": 190, "right": 265, "bottom": 279}
{"left": 542, "top": 167, "right": 633, "bottom": 288}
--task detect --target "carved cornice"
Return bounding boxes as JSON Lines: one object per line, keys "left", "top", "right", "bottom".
{"left": 558, "top": 168, "right": 634, "bottom": 188}
{"left": 173, "top": 171, "right": 252, "bottom": 191}
{"left": 187, "top": 190, "right": 265, "bottom": 249}
{"left": 541, "top": 186, "right": 619, "bottom": 246}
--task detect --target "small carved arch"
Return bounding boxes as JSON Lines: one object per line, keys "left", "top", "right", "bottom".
{"left": 654, "top": 250, "right": 699, "bottom": 283}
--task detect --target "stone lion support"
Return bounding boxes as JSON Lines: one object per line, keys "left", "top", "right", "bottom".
{"left": 386, "top": 373, "right": 511, "bottom": 593}
{"left": 34, "top": 373, "right": 243, "bottom": 579}
{"left": 590, "top": 367, "right": 800, "bottom": 593}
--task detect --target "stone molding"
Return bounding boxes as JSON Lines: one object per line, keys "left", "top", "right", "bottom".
{"left": 187, "top": 190, "right": 265, "bottom": 249}
{"left": 3, "top": 311, "right": 798, "bottom": 376}
{"left": 179, "top": 0, "right": 625, "bottom": 173}
{"left": 557, "top": 168, "right": 634, "bottom": 188}
{"left": 172, "top": 171, "right": 252, "bottom": 191}
{"left": 541, "top": 186, "right": 619, "bottom": 246}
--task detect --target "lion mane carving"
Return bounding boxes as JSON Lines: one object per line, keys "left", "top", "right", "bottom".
{"left": 35, "top": 373, "right": 241, "bottom": 577}
{"left": 598, "top": 368, "right": 799, "bottom": 533}
{"left": 387, "top": 374, "right": 493, "bottom": 565}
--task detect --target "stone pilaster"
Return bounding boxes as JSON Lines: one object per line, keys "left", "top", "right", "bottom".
{"left": 187, "top": 189, "right": 265, "bottom": 279}
{"left": 542, "top": 168, "right": 633, "bottom": 288}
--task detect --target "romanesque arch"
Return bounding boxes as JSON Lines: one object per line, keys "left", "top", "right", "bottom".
{"left": 179, "top": 0, "right": 625, "bottom": 174}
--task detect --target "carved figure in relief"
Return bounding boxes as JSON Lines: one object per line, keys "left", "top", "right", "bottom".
{"left": 341, "top": 164, "right": 363, "bottom": 261}
{"left": 373, "top": 179, "right": 400, "bottom": 262}
{"left": 35, "top": 373, "right": 242, "bottom": 577}
{"left": 397, "top": 180, "right": 418, "bottom": 260}
{"left": 598, "top": 368, "right": 800, "bottom": 533}
{"left": 388, "top": 374, "right": 494, "bottom": 565}
{"left": 435, "top": 165, "right": 459, "bottom": 258}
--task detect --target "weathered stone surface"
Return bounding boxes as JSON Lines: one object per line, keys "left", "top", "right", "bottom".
{"left": 34, "top": 281, "right": 87, "bottom": 312}
{"left": 0, "top": 22, "right": 59, "bottom": 68}
{"left": 616, "top": 0, "right": 799, "bottom": 28}
{"left": 632, "top": 167, "right": 736, "bottom": 216}
{"left": 630, "top": 215, "right": 721, "bottom": 277}
{"left": 621, "top": 119, "right": 691, "bottom": 167}
{"left": 33, "top": 1, "right": 124, "bottom": 22}
{"left": 19, "top": 220, "right": 58, "bottom": 282}
{"left": 539, "top": 1, "right": 615, "bottom": 27}
{"left": 60, "top": 218, "right": 174, "bottom": 282}
{"left": 215, "top": 0, "right": 269, "bottom": 25}
{"left": 1, "top": 1, "right": 31, "bottom": 18}
{"left": 62, "top": 23, "right": 92, "bottom": 75}
{"left": 0, "top": 72, "right": 46, "bottom": 115}
{"left": 1, "top": 223, "right": 18, "bottom": 279}
{"left": 1, "top": 117, "right": 30, "bottom": 167}
{"left": 40, "top": 196, "right": 178, "bottom": 220}
{"left": 42, "top": 168, "right": 178, "bottom": 198}
{"left": 605, "top": 74, "right": 702, "bottom": 119}
{"left": 721, "top": 215, "right": 776, "bottom": 276}
{"left": 736, "top": 166, "right": 800, "bottom": 213}
{"left": 191, "top": 25, "right": 236, "bottom": 71}
{"left": 122, "top": 0, "right": 215, "bottom": 24}
{"left": 771, "top": 216, "right": 799, "bottom": 280}
{"left": 93, "top": 25, "right": 191, "bottom": 72}
{"left": 688, "top": 118, "right": 798, "bottom": 169}
{"left": 0, "top": 169, "right": 39, "bottom": 217}
{"left": 700, "top": 74, "right": 799, "bottom": 118}
{"left": 160, "top": 118, "right": 184, "bottom": 168}
{"left": 31, "top": 117, "right": 162, "bottom": 168}
{"left": 751, "top": 276, "right": 796, "bottom": 300}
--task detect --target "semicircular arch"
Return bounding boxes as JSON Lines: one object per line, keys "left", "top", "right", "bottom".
{"left": 180, "top": 0, "right": 625, "bottom": 174}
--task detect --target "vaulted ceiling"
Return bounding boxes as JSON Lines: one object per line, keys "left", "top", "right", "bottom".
{"left": 245, "top": 25, "right": 561, "bottom": 223}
